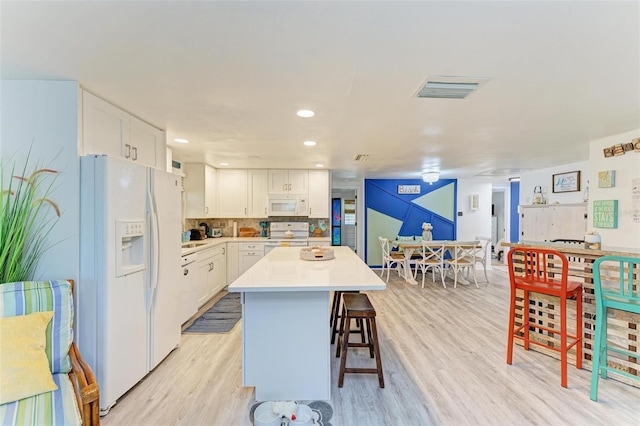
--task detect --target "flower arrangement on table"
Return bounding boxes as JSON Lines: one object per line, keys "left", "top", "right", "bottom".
{"left": 421, "top": 222, "right": 433, "bottom": 241}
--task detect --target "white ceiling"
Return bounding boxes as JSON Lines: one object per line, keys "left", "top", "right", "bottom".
{"left": 2, "top": 1, "right": 639, "bottom": 182}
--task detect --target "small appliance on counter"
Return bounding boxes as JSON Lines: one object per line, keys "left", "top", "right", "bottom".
{"left": 190, "top": 228, "right": 205, "bottom": 240}
{"left": 199, "top": 222, "right": 210, "bottom": 238}
{"left": 209, "top": 228, "right": 222, "bottom": 238}
{"left": 259, "top": 221, "right": 270, "bottom": 238}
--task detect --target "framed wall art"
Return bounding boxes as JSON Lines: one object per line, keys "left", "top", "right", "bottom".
{"left": 597, "top": 170, "right": 616, "bottom": 188}
{"left": 552, "top": 170, "right": 581, "bottom": 193}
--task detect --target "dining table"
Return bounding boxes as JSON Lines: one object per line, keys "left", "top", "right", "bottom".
{"left": 396, "top": 240, "right": 474, "bottom": 285}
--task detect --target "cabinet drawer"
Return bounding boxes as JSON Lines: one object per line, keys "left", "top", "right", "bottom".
{"left": 239, "top": 242, "right": 264, "bottom": 252}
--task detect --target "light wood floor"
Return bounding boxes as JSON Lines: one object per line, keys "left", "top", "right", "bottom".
{"left": 102, "top": 267, "right": 640, "bottom": 425}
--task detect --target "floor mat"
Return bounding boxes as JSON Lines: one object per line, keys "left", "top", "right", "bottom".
{"left": 249, "top": 401, "right": 333, "bottom": 426}
{"left": 183, "top": 293, "right": 241, "bottom": 334}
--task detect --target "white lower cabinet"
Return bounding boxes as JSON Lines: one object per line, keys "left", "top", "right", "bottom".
{"left": 196, "top": 245, "right": 226, "bottom": 307}
{"left": 239, "top": 242, "right": 264, "bottom": 275}
{"left": 226, "top": 242, "right": 239, "bottom": 285}
{"left": 519, "top": 203, "right": 587, "bottom": 242}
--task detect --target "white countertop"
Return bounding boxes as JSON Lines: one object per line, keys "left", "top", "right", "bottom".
{"left": 181, "top": 237, "right": 269, "bottom": 255}
{"left": 228, "top": 246, "right": 387, "bottom": 292}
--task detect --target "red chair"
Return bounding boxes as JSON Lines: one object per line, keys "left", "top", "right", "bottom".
{"left": 507, "top": 247, "right": 583, "bottom": 387}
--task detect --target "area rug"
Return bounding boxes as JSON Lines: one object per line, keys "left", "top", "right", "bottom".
{"left": 249, "top": 401, "right": 333, "bottom": 426}
{"left": 183, "top": 292, "right": 241, "bottom": 334}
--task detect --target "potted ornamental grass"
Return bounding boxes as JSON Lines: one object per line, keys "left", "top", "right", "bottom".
{"left": 0, "top": 155, "right": 60, "bottom": 283}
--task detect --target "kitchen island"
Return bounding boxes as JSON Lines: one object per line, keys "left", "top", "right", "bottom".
{"left": 228, "top": 246, "right": 386, "bottom": 401}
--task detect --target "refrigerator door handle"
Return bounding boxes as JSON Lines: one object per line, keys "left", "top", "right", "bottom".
{"left": 146, "top": 178, "right": 160, "bottom": 311}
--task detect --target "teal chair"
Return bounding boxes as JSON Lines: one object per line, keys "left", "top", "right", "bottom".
{"left": 590, "top": 256, "right": 640, "bottom": 401}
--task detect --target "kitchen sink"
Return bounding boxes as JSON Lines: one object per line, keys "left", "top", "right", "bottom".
{"left": 181, "top": 241, "right": 211, "bottom": 248}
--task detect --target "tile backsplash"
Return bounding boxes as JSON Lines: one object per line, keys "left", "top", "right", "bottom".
{"left": 184, "top": 217, "right": 330, "bottom": 238}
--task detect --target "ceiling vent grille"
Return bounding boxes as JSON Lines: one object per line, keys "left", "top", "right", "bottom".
{"left": 354, "top": 154, "right": 370, "bottom": 162}
{"left": 415, "top": 76, "right": 490, "bottom": 99}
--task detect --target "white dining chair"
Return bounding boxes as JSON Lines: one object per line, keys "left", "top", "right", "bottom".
{"left": 473, "top": 236, "right": 492, "bottom": 283}
{"left": 378, "top": 236, "right": 404, "bottom": 282}
{"left": 445, "top": 240, "right": 480, "bottom": 288}
{"left": 413, "top": 241, "right": 446, "bottom": 288}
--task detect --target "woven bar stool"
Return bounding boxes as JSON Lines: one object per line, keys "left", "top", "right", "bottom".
{"left": 336, "top": 293, "right": 384, "bottom": 388}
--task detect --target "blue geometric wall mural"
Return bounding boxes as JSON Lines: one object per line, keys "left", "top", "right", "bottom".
{"left": 364, "top": 179, "right": 457, "bottom": 265}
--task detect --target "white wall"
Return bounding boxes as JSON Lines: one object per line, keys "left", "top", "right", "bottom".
{"left": 456, "top": 179, "right": 492, "bottom": 240}
{"left": 520, "top": 161, "right": 589, "bottom": 205}
{"left": 1, "top": 80, "right": 81, "bottom": 280}
{"left": 588, "top": 128, "right": 640, "bottom": 249}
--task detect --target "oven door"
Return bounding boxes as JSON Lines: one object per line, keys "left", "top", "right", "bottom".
{"left": 265, "top": 240, "right": 308, "bottom": 254}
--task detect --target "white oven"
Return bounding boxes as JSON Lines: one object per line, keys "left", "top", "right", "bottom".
{"left": 268, "top": 195, "right": 309, "bottom": 216}
{"left": 265, "top": 222, "right": 309, "bottom": 254}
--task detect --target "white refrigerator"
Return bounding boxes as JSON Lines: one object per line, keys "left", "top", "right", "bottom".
{"left": 78, "top": 155, "right": 182, "bottom": 414}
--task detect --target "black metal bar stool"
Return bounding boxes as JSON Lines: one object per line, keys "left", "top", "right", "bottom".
{"left": 336, "top": 293, "right": 384, "bottom": 388}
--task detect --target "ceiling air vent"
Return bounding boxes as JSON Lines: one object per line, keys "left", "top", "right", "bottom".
{"left": 354, "top": 154, "right": 370, "bottom": 162}
{"left": 415, "top": 76, "right": 490, "bottom": 99}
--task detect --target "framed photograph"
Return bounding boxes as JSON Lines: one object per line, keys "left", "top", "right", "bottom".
{"left": 552, "top": 171, "right": 581, "bottom": 193}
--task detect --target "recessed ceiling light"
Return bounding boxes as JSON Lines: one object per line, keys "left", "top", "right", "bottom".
{"left": 173, "top": 138, "right": 189, "bottom": 144}
{"left": 303, "top": 141, "right": 316, "bottom": 146}
{"left": 219, "top": 162, "right": 229, "bottom": 166}
{"left": 315, "top": 164, "right": 324, "bottom": 168}
{"left": 297, "top": 109, "right": 315, "bottom": 118}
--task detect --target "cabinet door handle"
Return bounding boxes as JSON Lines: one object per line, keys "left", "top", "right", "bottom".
{"left": 205, "top": 207, "right": 209, "bottom": 214}
{"left": 288, "top": 183, "right": 291, "bottom": 191}
{"left": 125, "top": 144, "right": 131, "bottom": 158}
{"left": 244, "top": 207, "right": 247, "bottom": 214}
{"left": 222, "top": 248, "right": 225, "bottom": 254}
{"left": 132, "top": 146, "right": 138, "bottom": 161}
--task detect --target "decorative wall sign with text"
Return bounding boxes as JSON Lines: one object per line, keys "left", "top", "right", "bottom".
{"left": 597, "top": 170, "right": 616, "bottom": 188}
{"left": 397, "top": 185, "right": 421, "bottom": 194}
{"left": 602, "top": 137, "right": 640, "bottom": 158}
{"left": 552, "top": 170, "right": 580, "bottom": 193}
{"left": 593, "top": 200, "right": 619, "bottom": 228}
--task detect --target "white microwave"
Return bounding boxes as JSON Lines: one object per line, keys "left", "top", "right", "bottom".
{"left": 268, "top": 195, "right": 309, "bottom": 216}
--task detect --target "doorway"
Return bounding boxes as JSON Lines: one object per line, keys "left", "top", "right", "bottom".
{"left": 331, "top": 188, "right": 357, "bottom": 252}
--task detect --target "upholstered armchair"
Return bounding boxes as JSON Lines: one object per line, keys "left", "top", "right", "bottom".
{"left": 0, "top": 280, "right": 99, "bottom": 425}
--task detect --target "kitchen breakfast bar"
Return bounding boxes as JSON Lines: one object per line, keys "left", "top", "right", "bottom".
{"left": 228, "top": 246, "right": 386, "bottom": 401}
{"left": 505, "top": 241, "right": 640, "bottom": 389}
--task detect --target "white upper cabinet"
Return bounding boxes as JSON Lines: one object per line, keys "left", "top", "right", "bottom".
{"left": 268, "top": 170, "right": 308, "bottom": 195}
{"left": 218, "top": 169, "right": 248, "bottom": 217}
{"left": 82, "top": 91, "right": 129, "bottom": 159}
{"left": 248, "top": 170, "right": 269, "bottom": 218}
{"left": 82, "top": 90, "right": 166, "bottom": 169}
{"left": 308, "top": 169, "right": 329, "bottom": 218}
{"left": 129, "top": 115, "right": 164, "bottom": 168}
{"left": 184, "top": 163, "right": 217, "bottom": 218}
